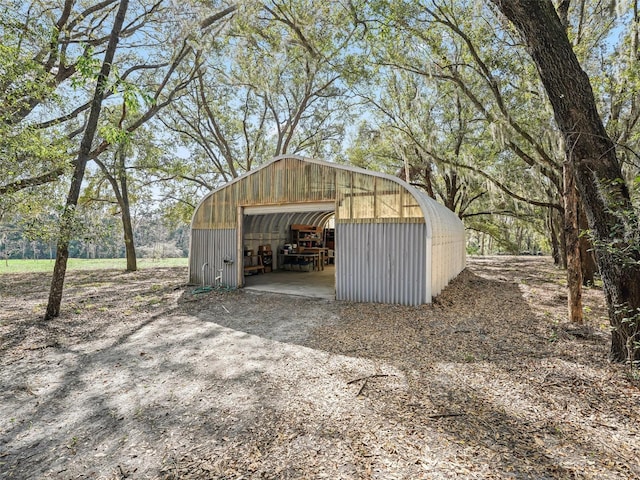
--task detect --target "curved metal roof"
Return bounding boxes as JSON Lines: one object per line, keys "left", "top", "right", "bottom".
{"left": 191, "top": 154, "right": 463, "bottom": 239}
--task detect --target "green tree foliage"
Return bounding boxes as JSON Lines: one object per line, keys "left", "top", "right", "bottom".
{"left": 1, "top": 0, "right": 238, "bottom": 279}
{"left": 158, "top": 0, "right": 364, "bottom": 216}
{"left": 344, "top": 1, "right": 563, "bottom": 253}
{"left": 0, "top": 1, "right": 73, "bottom": 210}
{"left": 488, "top": 0, "right": 640, "bottom": 362}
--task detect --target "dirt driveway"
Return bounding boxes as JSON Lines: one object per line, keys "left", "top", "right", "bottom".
{"left": 1, "top": 256, "right": 639, "bottom": 479}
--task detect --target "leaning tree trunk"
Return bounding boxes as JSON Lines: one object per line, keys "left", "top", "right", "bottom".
{"left": 45, "top": 0, "right": 130, "bottom": 320}
{"left": 122, "top": 210, "right": 137, "bottom": 272}
{"left": 490, "top": 0, "right": 640, "bottom": 362}
{"left": 117, "top": 148, "right": 137, "bottom": 272}
{"left": 95, "top": 148, "right": 138, "bottom": 272}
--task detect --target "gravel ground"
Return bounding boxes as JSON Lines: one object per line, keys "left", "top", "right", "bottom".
{"left": 1, "top": 256, "right": 639, "bottom": 479}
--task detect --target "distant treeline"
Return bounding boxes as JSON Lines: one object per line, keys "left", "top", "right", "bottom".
{"left": 1, "top": 215, "right": 189, "bottom": 260}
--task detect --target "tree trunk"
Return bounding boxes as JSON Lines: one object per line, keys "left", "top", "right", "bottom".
{"left": 548, "top": 208, "right": 561, "bottom": 265}
{"left": 490, "top": 0, "right": 640, "bottom": 362}
{"left": 563, "top": 159, "right": 583, "bottom": 323}
{"left": 121, "top": 171, "right": 137, "bottom": 271}
{"left": 117, "top": 148, "right": 137, "bottom": 272}
{"left": 95, "top": 148, "right": 138, "bottom": 272}
{"left": 579, "top": 202, "right": 597, "bottom": 285}
{"left": 516, "top": 226, "right": 523, "bottom": 253}
{"left": 122, "top": 210, "right": 137, "bottom": 271}
{"left": 559, "top": 208, "right": 567, "bottom": 269}
{"left": 45, "top": 0, "right": 129, "bottom": 320}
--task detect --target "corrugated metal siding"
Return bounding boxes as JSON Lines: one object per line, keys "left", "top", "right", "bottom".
{"left": 417, "top": 192, "right": 466, "bottom": 298}
{"left": 189, "top": 229, "right": 238, "bottom": 287}
{"left": 430, "top": 236, "right": 466, "bottom": 297}
{"left": 336, "top": 223, "right": 428, "bottom": 305}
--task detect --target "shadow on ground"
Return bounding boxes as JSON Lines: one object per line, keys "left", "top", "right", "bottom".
{"left": 0, "top": 259, "right": 636, "bottom": 479}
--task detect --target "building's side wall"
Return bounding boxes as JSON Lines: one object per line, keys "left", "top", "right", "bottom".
{"left": 430, "top": 234, "right": 466, "bottom": 297}
{"left": 424, "top": 201, "right": 467, "bottom": 298}
{"left": 189, "top": 229, "right": 238, "bottom": 287}
{"left": 335, "top": 222, "right": 428, "bottom": 305}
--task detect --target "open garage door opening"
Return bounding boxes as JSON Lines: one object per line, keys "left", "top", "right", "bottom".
{"left": 240, "top": 204, "right": 336, "bottom": 300}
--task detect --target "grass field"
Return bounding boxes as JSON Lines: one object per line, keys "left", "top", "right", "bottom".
{"left": 0, "top": 257, "right": 188, "bottom": 274}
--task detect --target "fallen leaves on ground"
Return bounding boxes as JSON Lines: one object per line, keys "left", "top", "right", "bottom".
{"left": 0, "top": 256, "right": 638, "bottom": 479}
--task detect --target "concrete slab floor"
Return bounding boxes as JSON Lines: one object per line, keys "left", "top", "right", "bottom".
{"left": 242, "top": 265, "right": 335, "bottom": 300}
